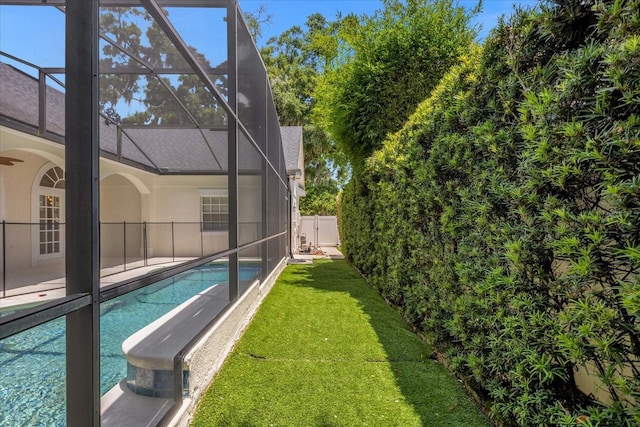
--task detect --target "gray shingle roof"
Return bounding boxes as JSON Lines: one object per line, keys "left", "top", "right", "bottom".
{"left": 280, "top": 126, "right": 303, "bottom": 173}
{"left": 0, "top": 62, "right": 65, "bottom": 136}
{"left": 1, "top": 61, "right": 296, "bottom": 176}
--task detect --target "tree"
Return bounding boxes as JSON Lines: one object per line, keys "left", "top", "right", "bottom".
{"left": 99, "top": 8, "right": 227, "bottom": 127}
{"left": 243, "top": 4, "right": 272, "bottom": 41}
{"left": 313, "top": 0, "right": 477, "bottom": 170}
{"left": 299, "top": 182, "right": 339, "bottom": 216}
{"left": 244, "top": 9, "right": 348, "bottom": 214}
{"left": 258, "top": 13, "right": 345, "bottom": 187}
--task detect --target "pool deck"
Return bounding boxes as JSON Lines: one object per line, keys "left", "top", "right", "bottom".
{"left": 0, "top": 257, "right": 195, "bottom": 310}
{"left": 0, "top": 247, "right": 343, "bottom": 311}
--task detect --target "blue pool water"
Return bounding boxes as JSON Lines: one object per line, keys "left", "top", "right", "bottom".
{"left": 0, "top": 263, "right": 260, "bottom": 427}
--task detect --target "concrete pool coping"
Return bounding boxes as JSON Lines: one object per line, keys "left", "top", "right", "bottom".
{"left": 122, "top": 282, "right": 233, "bottom": 372}
{"left": 101, "top": 380, "right": 174, "bottom": 427}
{"left": 101, "top": 257, "right": 289, "bottom": 427}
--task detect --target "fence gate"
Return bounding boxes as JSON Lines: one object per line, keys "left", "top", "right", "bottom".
{"left": 300, "top": 216, "right": 339, "bottom": 247}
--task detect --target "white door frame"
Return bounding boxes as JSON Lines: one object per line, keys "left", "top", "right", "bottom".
{"left": 31, "top": 163, "right": 65, "bottom": 266}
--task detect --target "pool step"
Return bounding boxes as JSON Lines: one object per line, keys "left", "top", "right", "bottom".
{"left": 102, "top": 380, "right": 173, "bottom": 427}
{"left": 122, "top": 282, "right": 231, "bottom": 398}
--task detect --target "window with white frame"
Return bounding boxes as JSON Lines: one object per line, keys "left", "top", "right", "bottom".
{"left": 38, "top": 166, "right": 65, "bottom": 256}
{"left": 201, "top": 190, "right": 228, "bottom": 231}
{"left": 39, "top": 194, "right": 61, "bottom": 255}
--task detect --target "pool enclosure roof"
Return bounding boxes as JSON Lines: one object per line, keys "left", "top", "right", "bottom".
{"left": 0, "top": 0, "right": 286, "bottom": 178}
{"left": 1, "top": 5, "right": 294, "bottom": 426}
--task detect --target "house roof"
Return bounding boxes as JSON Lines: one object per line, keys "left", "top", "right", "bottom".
{"left": 280, "top": 126, "right": 303, "bottom": 174}
{"left": 0, "top": 61, "right": 292, "bottom": 177}
{"left": 0, "top": 62, "right": 65, "bottom": 136}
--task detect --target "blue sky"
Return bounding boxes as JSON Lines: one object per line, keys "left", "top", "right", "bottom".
{"left": 0, "top": 1, "right": 540, "bottom": 125}
{"left": 241, "top": 0, "right": 541, "bottom": 44}
{"left": 0, "top": 0, "right": 541, "bottom": 75}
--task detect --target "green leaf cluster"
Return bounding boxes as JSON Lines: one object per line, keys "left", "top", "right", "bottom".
{"left": 299, "top": 182, "right": 339, "bottom": 216}
{"left": 250, "top": 12, "right": 349, "bottom": 214}
{"left": 314, "top": 0, "right": 476, "bottom": 171}
{"left": 258, "top": 14, "right": 348, "bottom": 189}
{"left": 338, "top": 1, "right": 640, "bottom": 425}
{"left": 99, "top": 8, "right": 227, "bottom": 127}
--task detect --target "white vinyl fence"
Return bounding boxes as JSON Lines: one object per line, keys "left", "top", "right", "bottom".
{"left": 300, "top": 215, "right": 339, "bottom": 247}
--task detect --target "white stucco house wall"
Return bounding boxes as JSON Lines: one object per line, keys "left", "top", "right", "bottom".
{"left": 0, "top": 61, "right": 302, "bottom": 288}
{"left": 280, "top": 126, "right": 305, "bottom": 255}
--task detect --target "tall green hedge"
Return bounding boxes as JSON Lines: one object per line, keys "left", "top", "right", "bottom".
{"left": 338, "top": 1, "right": 640, "bottom": 425}
{"left": 314, "top": 0, "right": 475, "bottom": 170}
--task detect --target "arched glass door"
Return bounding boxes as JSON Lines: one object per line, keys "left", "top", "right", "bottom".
{"left": 35, "top": 166, "right": 65, "bottom": 259}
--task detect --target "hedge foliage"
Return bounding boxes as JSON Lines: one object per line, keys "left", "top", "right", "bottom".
{"left": 338, "top": 1, "right": 640, "bottom": 425}
{"left": 314, "top": 0, "right": 475, "bottom": 170}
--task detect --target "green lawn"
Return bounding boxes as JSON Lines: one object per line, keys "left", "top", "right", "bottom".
{"left": 191, "top": 260, "right": 492, "bottom": 427}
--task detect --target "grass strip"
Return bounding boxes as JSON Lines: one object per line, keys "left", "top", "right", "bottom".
{"left": 191, "top": 259, "right": 491, "bottom": 426}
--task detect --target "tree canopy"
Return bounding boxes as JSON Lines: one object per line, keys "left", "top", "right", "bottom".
{"left": 99, "top": 7, "right": 227, "bottom": 127}
{"left": 259, "top": 13, "right": 345, "bottom": 187}
{"left": 244, "top": 10, "right": 345, "bottom": 214}
{"left": 313, "top": 0, "right": 477, "bottom": 170}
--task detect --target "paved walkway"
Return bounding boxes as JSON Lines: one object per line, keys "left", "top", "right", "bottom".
{"left": 292, "top": 246, "right": 344, "bottom": 262}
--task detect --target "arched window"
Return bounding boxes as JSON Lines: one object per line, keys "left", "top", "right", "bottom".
{"left": 32, "top": 165, "right": 65, "bottom": 261}
{"left": 39, "top": 166, "right": 65, "bottom": 189}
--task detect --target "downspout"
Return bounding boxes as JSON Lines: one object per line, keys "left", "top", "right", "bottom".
{"left": 287, "top": 176, "right": 294, "bottom": 259}
{"left": 289, "top": 187, "right": 293, "bottom": 259}
{"left": 287, "top": 170, "right": 302, "bottom": 259}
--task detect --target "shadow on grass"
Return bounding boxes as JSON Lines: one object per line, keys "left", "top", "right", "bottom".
{"left": 284, "top": 259, "right": 491, "bottom": 427}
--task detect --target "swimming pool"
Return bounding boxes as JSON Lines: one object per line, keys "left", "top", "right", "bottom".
{"left": 0, "top": 263, "right": 261, "bottom": 427}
